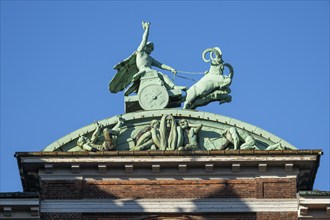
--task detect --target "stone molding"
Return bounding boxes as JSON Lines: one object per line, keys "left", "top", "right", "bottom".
{"left": 15, "top": 151, "right": 321, "bottom": 192}
{"left": 299, "top": 192, "right": 330, "bottom": 219}
{"left": 40, "top": 198, "right": 298, "bottom": 213}
{"left": 0, "top": 194, "right": 40, "bottom": 219}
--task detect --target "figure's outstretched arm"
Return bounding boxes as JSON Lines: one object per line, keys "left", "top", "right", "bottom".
{"left": 152, "top": 58, "right": 177, "bottom": 75}
{"left": 110, "top": 117, "right": 124, "bottom": 136}
{"left": 137, "top": 21, "right": 150, "bottom": 52}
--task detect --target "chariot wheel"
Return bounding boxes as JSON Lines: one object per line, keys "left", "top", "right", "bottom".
{"left": 138, "top": 84, "right": 169, "bottom": 110}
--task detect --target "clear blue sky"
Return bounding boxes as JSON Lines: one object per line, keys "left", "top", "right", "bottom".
{"left": 1, "top": 1, "right": 329, "bottom": 192}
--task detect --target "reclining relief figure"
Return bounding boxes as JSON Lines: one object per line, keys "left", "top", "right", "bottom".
{"left": 76, "top": 117, "right": 124, "bottom": 151}
{"left": 218, "top": 127, "right": 295, "bottom": 150}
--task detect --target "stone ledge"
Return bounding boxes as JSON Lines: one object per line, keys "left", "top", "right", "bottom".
{"left": 298, "top": 191, "right": 330, "bottom": 218}
{"left": 16, "top": 152, "right": 320, "bottom": 192}
{"left": 0, "top": 193, "right": 40, "bottom": 218}
{"left": 40, "top": 198, "right": 298, "bottom": 213}
{"left": 15, "top": 150, "right": 323, "bottom": 157}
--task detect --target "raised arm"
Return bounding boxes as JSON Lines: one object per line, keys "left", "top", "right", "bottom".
{"left": 137, "top": 21, "right": 150, "bottom": 52}
{"left": 109, "top": 117, "right": 124, "bottom": 136}
{"left": 189, "top": 123, "right": 203, "bottom": 134}
{"left": 91, "top": 122, "right": 102, "bottom": 143}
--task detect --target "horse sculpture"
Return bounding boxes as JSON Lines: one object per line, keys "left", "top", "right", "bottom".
{"left": 183, "top": 47, "right": 234, "bottom": 109}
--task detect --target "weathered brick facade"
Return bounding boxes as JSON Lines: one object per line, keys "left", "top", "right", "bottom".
{"left": 6, "top": 151, "right": 326, "bottom": 219}
{"left": 40, "top": 212, "right": 300, "bottom": 220}
{"left": 41, "top": 180, "right": 83, "bottom": 200}
{"left": 38, "top": 177, "right": 298, "bottom": 219}
{"left": 42, "top": 213, "right": 258, "bottom": 220}
{"left": 40, "top": 178, "right": 296, "bottom": 200}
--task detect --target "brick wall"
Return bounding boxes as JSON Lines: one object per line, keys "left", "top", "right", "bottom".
{"left": 82, "top": 213, "right": 257, "bottom": 220}
{"left": 256, "top": 212, "right": 297, "bottom": 220}
{"left": 40, "top": 180, "right": 82, "bottom": 200}
{"left": 256, "top": 178, "right": 296, "bottom": 199}
{"left": 40, "top": 177, "right": 296, "bottom": 200}
{"left": 40, "top": 178, "right": 297, "bottom": 219}
{"left": 41, "top": 212, "right": 82, "bottom": 220}
{"left": 40, "top": 212, "right": 299, "bottom": 220}
{"left": 83, "top": 179, "right": 256, "bottom": 199}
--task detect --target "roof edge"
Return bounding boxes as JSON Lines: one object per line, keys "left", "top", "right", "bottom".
{"left": 15, "top": 149, "right": 323, "bottom": 157}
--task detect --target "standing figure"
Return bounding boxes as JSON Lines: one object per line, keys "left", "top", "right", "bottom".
{"left": 159, "top": 115, "right": 180, "bottom": 150}
{"left": 177, "top": 119, "right": 203, "bottom": 151}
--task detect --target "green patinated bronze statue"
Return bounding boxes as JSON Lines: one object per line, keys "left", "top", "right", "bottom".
{"left": 109, "top": 21, "right": 234, "bottom": 112}
{"left": 183, "top": 47, "right": 234, "bottom": 109}
{"left": 109, "top": 22, "right": 181, "bottom": 95}
{"left": 109, "top": 21, "right": 185, "bottom": 112}
{"left": 42, "top": 21, "right": 298, "bottom": 153}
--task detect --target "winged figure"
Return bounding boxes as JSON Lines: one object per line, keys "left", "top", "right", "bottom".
{"left": 109, "top": 22, "right": 181, "bottom": 96}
